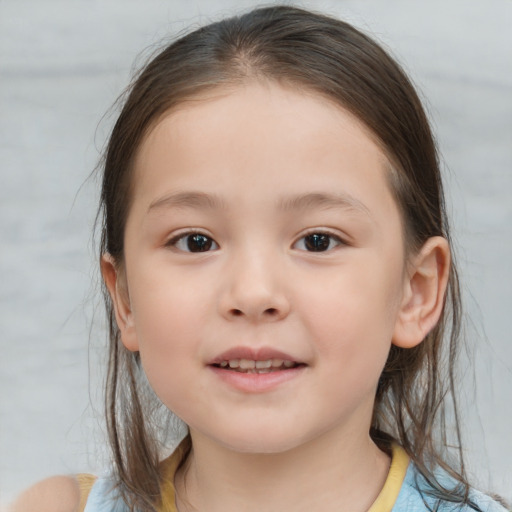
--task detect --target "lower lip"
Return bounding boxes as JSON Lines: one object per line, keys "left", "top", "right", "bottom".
{"left": 208, "top": 365, "right": 306, "bottom": 393}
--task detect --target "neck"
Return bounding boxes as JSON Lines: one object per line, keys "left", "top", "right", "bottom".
{"left": 174, "top": 428, "right": 390, "bottom": 512}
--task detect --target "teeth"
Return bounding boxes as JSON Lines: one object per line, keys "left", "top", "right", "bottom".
{"left": 255, "top": 360, "right": 272, "bottom": 369}
{"left": 218, "top": 358, "right": 297, "bottom": 372}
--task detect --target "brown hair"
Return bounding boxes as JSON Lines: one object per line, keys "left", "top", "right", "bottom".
{"left": 98, "top": 6, "right": 477, "bottom": 511}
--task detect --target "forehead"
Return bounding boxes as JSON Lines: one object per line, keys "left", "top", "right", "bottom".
{"left": 135, "top": 79, "right": 385, "bottom": 164}
{"left": 130, "top": 81, "right": 399, "bottom": 225}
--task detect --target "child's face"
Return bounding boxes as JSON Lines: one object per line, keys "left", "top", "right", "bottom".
{"left": 113, "top": 82, "right": 409, "bottom": 453}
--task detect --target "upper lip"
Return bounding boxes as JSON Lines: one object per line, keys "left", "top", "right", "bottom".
{"left": 209, "top": 346, "right": 303, "bottom": 365}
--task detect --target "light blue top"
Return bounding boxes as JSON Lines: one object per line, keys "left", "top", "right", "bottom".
{"left": 393, "top": 464, "right": 508, "bottom": 511}
{"left": 84, "top": 477, "right": 126, "bottom": 512}
{"left": 84, "top": 460, "right": 508, "bottom": 512}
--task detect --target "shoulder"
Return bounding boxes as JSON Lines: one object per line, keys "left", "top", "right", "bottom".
{"left": 468, "top": 489, "right": 510, "bottom": 512}
{"left": 9, "top": 476, "right": 80, "bottom": 512}
{"left": 394, "top": 463, "right": 509, "bottom": 512}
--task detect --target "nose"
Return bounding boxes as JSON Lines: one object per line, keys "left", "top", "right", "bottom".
{"left": 218, "top": 250, "right": 291, "bottom": 323}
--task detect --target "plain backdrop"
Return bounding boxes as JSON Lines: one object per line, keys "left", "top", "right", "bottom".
{"left": 1, "top": 0, "right": 511, "bottom": 506}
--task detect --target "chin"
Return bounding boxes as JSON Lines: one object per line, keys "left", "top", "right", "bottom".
{"left": 203, "top": 421, "right": 313, "bottom": 455}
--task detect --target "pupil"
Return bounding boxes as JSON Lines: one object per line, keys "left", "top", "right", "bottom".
{"left": 187, "top": 234, "right": 212, "bottom": 252}
{"left": 305, "top": 233, "right": 330, "bottom": 251}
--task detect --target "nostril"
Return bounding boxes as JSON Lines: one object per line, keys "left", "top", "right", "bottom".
{"left": 229, "top": 307, "right": 279, "bottom": 317}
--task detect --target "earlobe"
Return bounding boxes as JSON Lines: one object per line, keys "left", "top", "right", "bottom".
{"left": 392, "top": 236, "right": 451, "bottom": 349}
{"left": 101, "top": 254, "right": 139, "bottom": 352}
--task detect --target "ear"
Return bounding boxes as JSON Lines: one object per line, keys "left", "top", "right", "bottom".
{"left": 392, "top": 236, "right": 451, "bottom": 349}
{"left": 101, "top": 254, "right": 139, "bottom": 352}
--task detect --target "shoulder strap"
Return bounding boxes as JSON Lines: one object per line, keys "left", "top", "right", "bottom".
{"left": 368, "top": 443, "right": 410, "bottom": 512}
{"left": 75, "top": 473, "right": 98, "bottom": 512}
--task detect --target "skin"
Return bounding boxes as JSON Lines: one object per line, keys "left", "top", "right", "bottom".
{"left": 9, "top": 476, "right": 80, "bottom": 512}
{"left": 12, "top": 81, "right": 450, "bottom": 511}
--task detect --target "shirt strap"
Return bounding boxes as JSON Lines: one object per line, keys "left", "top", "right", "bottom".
{"left": 159, "top": 436, "right": 192, "bottom": 512}
{"left": 75, "top": 473, "right": 98, "bottom": 512}
{"left": 368, "top": 443, "right": 410, "bottom": 512}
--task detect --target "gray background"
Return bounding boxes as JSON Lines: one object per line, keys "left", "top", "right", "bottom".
{"left": 1, "top": 0, "right": 511, "bottom": 506}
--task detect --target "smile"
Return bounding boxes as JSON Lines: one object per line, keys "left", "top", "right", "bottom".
{"left": 208, "top": 347, "right": 307, "bottom": 392}
{"left": 214, "top": 359, "right": 300, "bottom": 373}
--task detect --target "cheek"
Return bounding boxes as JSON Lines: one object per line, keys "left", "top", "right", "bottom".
{"left": 299, "top": 256, "right": 403, "bottom": 357}
{"left": 128, "top": 281, "right": 211, "bottom": 413}
{"left": 128, "top": 270, "right": 210, "bottom": 373}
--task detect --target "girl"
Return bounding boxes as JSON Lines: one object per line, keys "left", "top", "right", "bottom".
{"left": 12, "top": 5, "right": 509, "bottom": 512}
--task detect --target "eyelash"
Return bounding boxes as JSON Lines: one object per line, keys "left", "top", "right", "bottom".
{"left": 293, "top": 230, "right": 346, "bottom": 252}
{"left": 166, "top": 231, "right": 219, "bottom": 253}
{"left": 166, "top": 230, "right": 346, "bottom": 253}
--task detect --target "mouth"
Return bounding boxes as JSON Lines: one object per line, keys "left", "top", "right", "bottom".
{"left": 209, "top": 347, "right": 306, "bottom": 374}
{"left": 212, "top": 358, "right": 303, "bottom": 374}
{"left": 208, "top": 347, "right": 306, "bottom": 392}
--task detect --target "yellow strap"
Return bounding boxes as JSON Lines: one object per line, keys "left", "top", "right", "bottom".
{"left": 159, "top": 437, "right": 192, "bottom": 512}
{"left": 75, "top": 473, "right": 98, "bottom": 512}
{"left": 368, "top": 443, "right": 410, "bottom": 512}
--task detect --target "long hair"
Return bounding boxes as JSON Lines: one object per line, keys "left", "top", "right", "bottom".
{"left": 97, "top": 6, "right": 474, "bottom": 510}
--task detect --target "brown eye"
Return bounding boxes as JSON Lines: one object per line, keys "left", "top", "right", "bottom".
{"left": 187, "top": 234, "right": 213, "bottom": 252}
{"left": 295, "top": 232, "right": 343, "bottom": 252}
{"left": 305, "top": 233, "right": 330, "bottom": 251}
{"left": 170, "top": 233, "right": 219, "bottom": 252}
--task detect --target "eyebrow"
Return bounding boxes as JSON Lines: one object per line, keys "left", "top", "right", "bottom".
{"left": 148, "top": 191, "right": 226, "bottom": 213}
{"left": 147, "top": 190, "right": 371, "bottom": 217}
{"left": 277, "top": 192, "right": 372, "bottom": 217}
